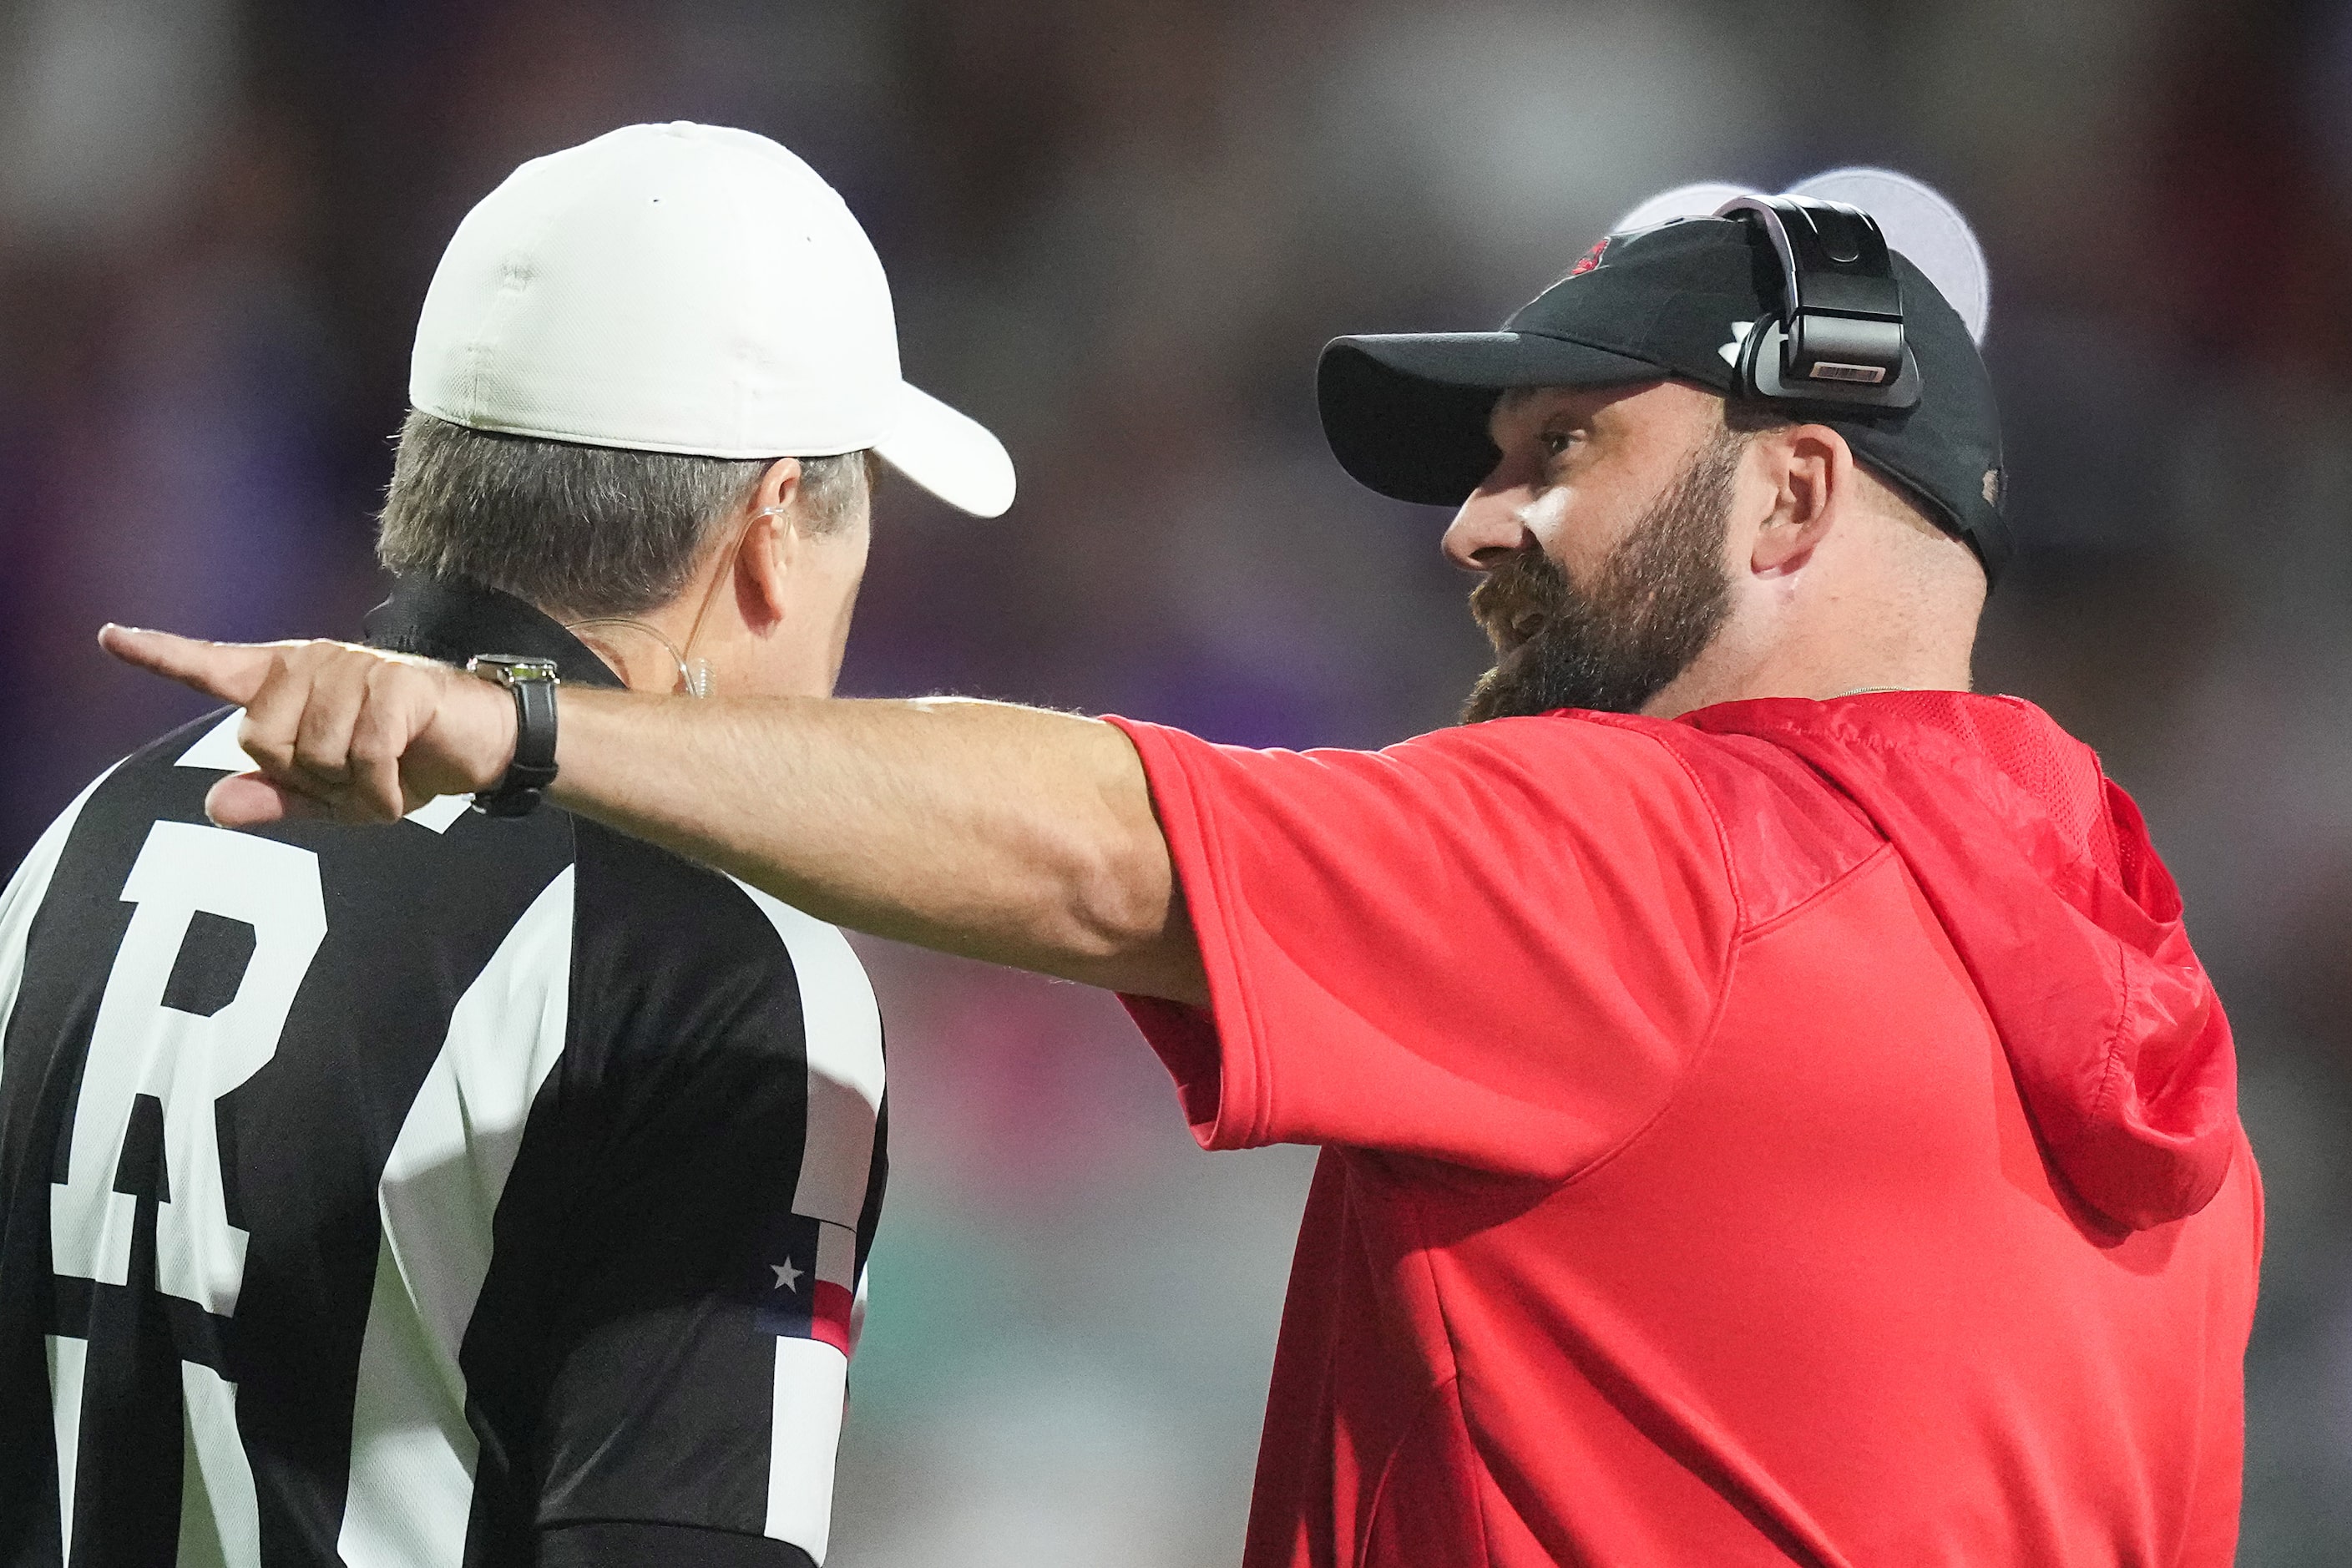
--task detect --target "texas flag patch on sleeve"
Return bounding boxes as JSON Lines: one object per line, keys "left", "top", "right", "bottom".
{"left": 750, "top": 1211, "right": 859, "bottom": 1356}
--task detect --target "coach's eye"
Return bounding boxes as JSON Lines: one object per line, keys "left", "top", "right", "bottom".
{"left": 1539, "top": 427, "right": 1580, "bottom": 460}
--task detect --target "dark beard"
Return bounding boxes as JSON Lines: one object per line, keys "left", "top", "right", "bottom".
{"left": 1460, "top": 432, "right": 1742, "bottom": 722}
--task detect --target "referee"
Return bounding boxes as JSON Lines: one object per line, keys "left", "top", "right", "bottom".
{"left": 111, "top": 171, "right": 2258, "bottom": 1564}
{"left": 3, "top": 125, "right": 1013, "bottom": 1566}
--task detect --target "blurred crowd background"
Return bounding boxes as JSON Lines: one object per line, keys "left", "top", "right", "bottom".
{"left": 4, "top": 1, "right": 2350, "bottom": 1561}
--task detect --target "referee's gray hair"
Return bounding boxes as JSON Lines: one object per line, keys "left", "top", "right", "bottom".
{"left": 376, "top": 411, "right": 876, "bottom": 620}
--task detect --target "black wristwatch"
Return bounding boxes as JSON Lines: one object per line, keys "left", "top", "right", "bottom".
{"left": 465, "top": 655, "right": 561, "bottom": 817}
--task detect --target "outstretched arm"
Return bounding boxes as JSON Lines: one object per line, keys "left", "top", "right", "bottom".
{"left": 97, "top": 628, "right": 1206, "bottom": 1004}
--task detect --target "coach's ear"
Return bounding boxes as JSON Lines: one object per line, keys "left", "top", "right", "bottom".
{"left": 1748, "top": 422, "right": 1851, "bottom": 578}
{"left": 735, "top": 457, "right": 809, "bottom": 634}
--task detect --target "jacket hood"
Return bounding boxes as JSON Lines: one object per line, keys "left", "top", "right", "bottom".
{"left": 1683, "top": 691, "right": 2239, "bottom": 1232}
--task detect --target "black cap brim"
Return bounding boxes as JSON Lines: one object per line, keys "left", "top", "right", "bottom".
{"left": 1317, "top": 331, "right": 1664, "bottom": 506}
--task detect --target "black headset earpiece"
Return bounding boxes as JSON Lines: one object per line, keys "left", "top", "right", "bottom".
{"left": 1715, "top": 195, "right": 1921, "bottom": 414}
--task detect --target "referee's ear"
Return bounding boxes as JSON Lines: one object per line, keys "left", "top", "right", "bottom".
{"left": 736, "top": 457, "right": 810, "bottom": 635}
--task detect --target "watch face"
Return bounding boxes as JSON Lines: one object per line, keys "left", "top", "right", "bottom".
{"left": 468, "top": 655, "right": 561, "bottom": 685}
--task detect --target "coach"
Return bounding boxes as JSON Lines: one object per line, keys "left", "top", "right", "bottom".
{"left": 112, "top": 171, "right": 2258, "bottom": 1565}
{"left": 8, "top": 124, "right": 1014, "bottom": 1568}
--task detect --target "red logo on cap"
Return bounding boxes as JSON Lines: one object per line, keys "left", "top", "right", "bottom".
{"left": 1566, "top": 237, "right": 1611, "bottom": 277}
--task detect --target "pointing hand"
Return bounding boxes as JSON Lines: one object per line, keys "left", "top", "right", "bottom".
{"left": 98, "top": 627, "right": 518, "bottom": 827}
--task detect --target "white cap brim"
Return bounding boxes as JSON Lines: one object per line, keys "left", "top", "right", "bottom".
{"left": 875, "top": 382, "right": 1018, "bottom": 518}
{"left": 1612, "top": 180, "right": 1762, "bottom": 233}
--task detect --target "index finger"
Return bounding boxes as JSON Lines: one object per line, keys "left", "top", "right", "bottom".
{"left": 99, "top": 625, "right": 288, "bottom": 710}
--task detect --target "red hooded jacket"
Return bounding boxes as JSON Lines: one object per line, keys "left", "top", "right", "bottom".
{"left": 1114, "top": 691, "right": 2261, "bottom": 1568}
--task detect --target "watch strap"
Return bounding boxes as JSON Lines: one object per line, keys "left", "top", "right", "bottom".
{"left": 467, "top": 656, "right": 560, "bottom": 817}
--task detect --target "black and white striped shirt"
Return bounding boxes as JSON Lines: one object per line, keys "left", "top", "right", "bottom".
{"left": 0, "top": 577, "right": 885, "bottom": 1568}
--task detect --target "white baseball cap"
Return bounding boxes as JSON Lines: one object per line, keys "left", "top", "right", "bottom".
{"left": 410, "top": 121, "right": 1016, "bottom": 518}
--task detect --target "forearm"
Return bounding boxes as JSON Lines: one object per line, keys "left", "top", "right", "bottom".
{"left": 88, "top": 630, "right": 1204, "bottom": 1001}
{"left": 552, "top": 689, "right": 1206, "bottom": 1003}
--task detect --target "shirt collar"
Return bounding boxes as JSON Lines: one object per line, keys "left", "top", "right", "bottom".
{"left": 362, "top": 574, "right": 626, "bottom": 690}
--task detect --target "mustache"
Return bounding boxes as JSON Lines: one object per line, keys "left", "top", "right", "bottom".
{"left": 1469, "top": 549, "right": 1575, "bottom": 650}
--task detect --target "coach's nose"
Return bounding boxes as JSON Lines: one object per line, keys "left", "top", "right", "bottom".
{"left": 1442, "top": 475, "right": 1537, "bottom": 573}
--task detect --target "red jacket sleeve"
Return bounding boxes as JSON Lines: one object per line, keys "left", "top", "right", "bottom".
{"left": 1109, "top": 713, "right": 1739, "bottom": 1179}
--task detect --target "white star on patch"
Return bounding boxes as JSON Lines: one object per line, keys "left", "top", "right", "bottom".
{"left": 771, "top": 1259, "right": 803, "bottom": 1291}
{"left": 1719, "top": 321, "right": 1756, "bottom": 367}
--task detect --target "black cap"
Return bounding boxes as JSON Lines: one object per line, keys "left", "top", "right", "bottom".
{"left": 1317, "top": 216, "right": 2010, "bottom": 581}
